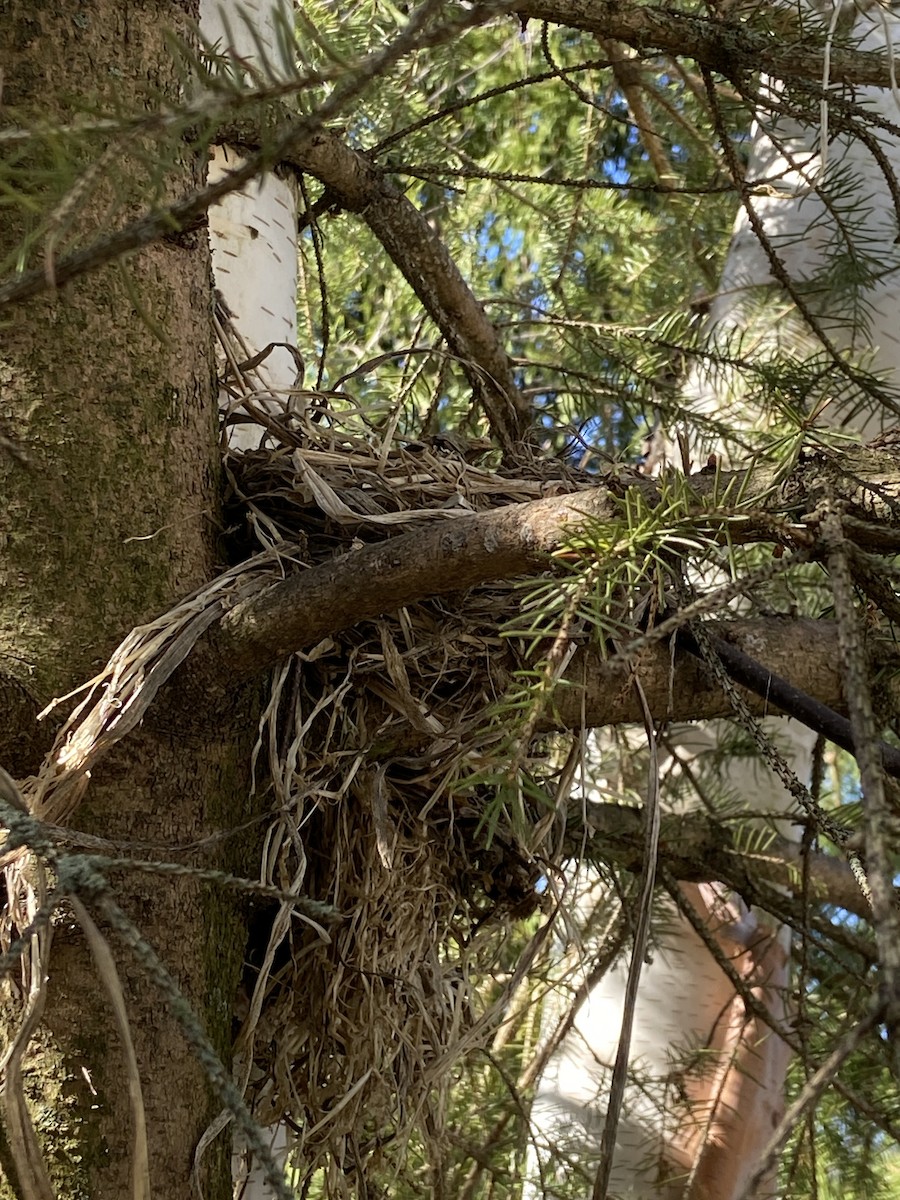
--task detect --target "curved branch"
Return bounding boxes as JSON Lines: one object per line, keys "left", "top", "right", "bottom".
{"left": 207, "top": 445, "right": 900, "bottom": 680}
{"left": 227, "top": 124, "right": 532, "bottom": 455}
{"left": 547, "top": 618, "right": 857, "bottom": 731}
{"left": 676, "top": 625, "right": 900, "bottom": 777}
{"left": 512, "top": 1, "right": 896, "bottom": 89}
{"left": 208, "top": 484, "right": 620, "bottom": 678}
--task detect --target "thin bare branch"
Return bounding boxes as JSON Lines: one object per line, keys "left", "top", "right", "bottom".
{"left": 266, "top": 126, "right": 531, "bottom": 454}
{"left": 734, "top": 1004, "right": 885, "bottom": 1200}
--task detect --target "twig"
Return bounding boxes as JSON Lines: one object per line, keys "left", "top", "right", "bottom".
{"left": 94, "top": 891, "right": 296, "bottom": 1200}
{"left": 592, "top": 678, "right": 661, "bottom": 1200}
{"left": 70, "top": 897, "right": 150, "bottom": 1200}
{"left": 733, "top": 1004, "right": 885, "bottom": 1200}
{"left": 674, "top": 623, "right": 900, "bottom": 780}
{"left": 819, "top": 503, "right": 900, "bottom": 1044}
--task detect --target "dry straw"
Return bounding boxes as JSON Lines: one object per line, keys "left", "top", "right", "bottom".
{"left": 222, "top": 396, "right": 581, "bottom": 1191}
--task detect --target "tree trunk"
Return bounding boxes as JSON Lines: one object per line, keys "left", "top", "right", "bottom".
{"left": 198, "top": 1, "right": 300, "bottom": 1190}
{"left": 201, "top": 0, "right": 301, "bottom": 450}
{"left": 0, "top": 5, "right": 257, "bottom": 1198}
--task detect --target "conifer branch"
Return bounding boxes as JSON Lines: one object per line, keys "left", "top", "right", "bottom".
{"left": 580, "top": 804, "right": 878, "bottom": 919}
{"left": 512, "top": 1, "right": 897, "bottom": 89}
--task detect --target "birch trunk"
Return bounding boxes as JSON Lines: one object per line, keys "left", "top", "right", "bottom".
{"left": 201, "top": 0, "right": 300, "bottom": 453}
{"left": 200, "top": 1, "right": 300, "bottom": 1191}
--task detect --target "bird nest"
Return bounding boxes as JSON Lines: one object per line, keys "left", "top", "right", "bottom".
{"left": 220, "top": 404, "right": 596, "bottom": 1191}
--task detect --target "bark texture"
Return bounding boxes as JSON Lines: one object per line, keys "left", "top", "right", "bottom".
{"left": 0, "top": 6, "right": 255, "bottom": 1199}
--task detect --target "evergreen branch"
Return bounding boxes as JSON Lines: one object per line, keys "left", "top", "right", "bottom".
{"left": 10, "top": 452, "right": 900, "bottom": 763}
{"left": 385, "top": 161, "right": 736, "bottom": 194}
{"left": 92, "top": 890, "right": 295, "bottom": 1200}
{"left": 593, "top": 678, "right": 660, "bottom": 1200}
{"left": 674, "top": 623, "right": 900, "bottom": 780}
{"left": 738, "top": 77, "right": 900, "bottom": 235}
{"left": 579, "top": 804, "right": 879, "bottom": 920}
{"left": 702, "top": 66, "right": 900, "bottom": 417}
{"left": 601, "top": 37, "right": 676, "bottom": 187}
{"left": 82, "top": 855, "right": 339, "bottom": 924}
{"left": 0, "top": 6, "right": 531, "bottom": 457}
{"left": 369, "top": 55, "right": 615, "bottom": 157}
{"left": 511, "top": 1, "right": 898, "bottom": 89}
{"left": 674, "top": 590, "right": 856, "bottom": 849}
{"left": 207, "top": 445, "right": 900, "bottom": 678}
{"left": 734, "top": 1003, "right": 886, "bottom": 1200}
{"left": 1, "top": 118, "right": 531, "bottom": 455}
{"left": 264, "top": 126, "right": 531, "bottom": 454}
{"left": 0, "top": 153, "right": 267, "bottom": 307}
{"left": 848, "top": 544, "right": 900, "bottom": 625}
{"left": 208, "top": 471, "right": 629, "bottom": 677}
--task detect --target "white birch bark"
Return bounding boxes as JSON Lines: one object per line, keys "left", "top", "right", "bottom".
{"left": 198, "top": 2, "right": 299, "bottom": 1193}
{"left": 202, "top": 0, "right": 300, "bottom": 453}
{"left": 681, "top": 3, "right": 900, "bottom": 455}
{"left": 526, "top": 4, "right": 900, "bottom": 1198}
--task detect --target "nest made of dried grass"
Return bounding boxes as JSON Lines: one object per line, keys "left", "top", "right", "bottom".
{"left": 222, "top": 399, "right": 593, "bottom": 1193}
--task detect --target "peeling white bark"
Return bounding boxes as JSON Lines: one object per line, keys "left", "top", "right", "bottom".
{"left": 198, "top": 2, "right": 299, "bottom": 1193}
{"left": 202, "top": 0, "right": 300, "bottom": 452}
{"left": 208, "top": 145, "right": 299, "bottom": 389}
{"left": 682, "top": 3, "right": 900, "bottom": 455}
{"left": 528, "top": 724, "right": 818, "bottom": 1200}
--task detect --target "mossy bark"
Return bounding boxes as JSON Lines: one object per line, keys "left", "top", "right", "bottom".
{"left": 0, "top": 5, "right": 257, "bottom": 1198}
